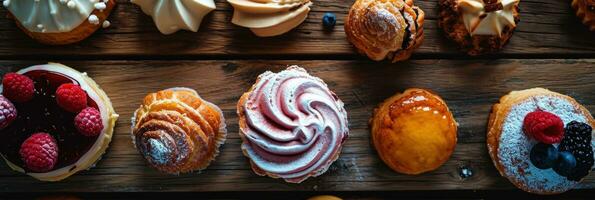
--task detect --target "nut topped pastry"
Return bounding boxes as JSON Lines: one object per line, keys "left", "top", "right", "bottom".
{"left": 228, "top": 0, "right": 312, "bottom": 37}
{"left": 132, "top": 88, "right": 226, "bottom": 174}
{"left": 439, "top": 0, "right": 520, "bottom": 55}
{"left": 345, "top": 0, "right": 425, "bottom": 62}
{"left": 370, "top": 88, "right": 457, "bottom": 175}
{"left": 237, "top": 66, "right": 348, "bottom": 183}
{"left": 572, "top": 0, "right": 595, "bottom": 31}
{"left": 0, "top": 63, "right": 118, "bottom": 181}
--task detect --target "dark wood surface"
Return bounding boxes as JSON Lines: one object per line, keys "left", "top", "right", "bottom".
{"left": 0, "top": 60, "right": 593, "bottom": 193}
{"left": 0, "top": 0, "right": 593, "bottom": 196}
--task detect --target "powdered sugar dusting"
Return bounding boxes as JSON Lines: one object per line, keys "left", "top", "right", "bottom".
{"left": 498, "top": 94, "right": 594, "bottom": 193}
{"left": 148, "top": 138, "right": 171, "bottom": 165}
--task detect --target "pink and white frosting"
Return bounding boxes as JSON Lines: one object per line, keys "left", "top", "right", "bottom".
{"left": 239, "top": 66, "right": 348, "bottom": 183}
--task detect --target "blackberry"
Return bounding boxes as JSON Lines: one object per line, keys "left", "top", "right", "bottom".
{"left": 559, "top": 121, "right": 594, "bottom": 181}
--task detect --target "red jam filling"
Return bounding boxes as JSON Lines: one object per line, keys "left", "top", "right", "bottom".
{"left": 0, "top": 70, "right": 100, "bottom": 172}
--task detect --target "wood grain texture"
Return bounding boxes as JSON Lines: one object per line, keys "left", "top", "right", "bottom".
{"left": 0, "top": 60, "right": 593, "bottom": 192}
{"left": 0, "top": 0, "right": 593, "bottom": 58}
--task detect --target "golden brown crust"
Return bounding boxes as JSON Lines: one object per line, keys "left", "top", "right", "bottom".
{"left": 572, "top": 0, "right": 595, "bottom": 31}
{"left": 438, "top": 0, "right": 519, "bottom": 55}
{"left": 486, "top": 88, "right": 595, "bottom": 195}
{"left": 7, "top": 0, "right": 116, "bottom": 45}
{"left": 132, "top": 89, "right": 226, "bottom": 174}
{"left": 370, "top": 88, "right": 457, "bottom": 175}
{"left": 345, "top": 0, "right": 424, "bottom": 62}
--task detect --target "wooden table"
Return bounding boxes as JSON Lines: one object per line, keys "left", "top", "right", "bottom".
{"left": 0, "top": 0, "right": 593, "bottom": 198}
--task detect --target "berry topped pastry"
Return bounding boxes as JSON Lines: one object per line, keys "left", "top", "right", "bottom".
{"left": 0, "top": 63, "right": 118, "bottom": 181}
{"left": 439, "top": 0, "right": 520, "bottom": 55}
{"left": 487, "top": 88, "right": 595, "bottom": 194}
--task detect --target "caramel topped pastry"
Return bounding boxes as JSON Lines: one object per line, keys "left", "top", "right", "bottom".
{"left": 370, "top": 88, "right": 457, "bottom": 175}
{"left": 572, "top": 0, "right": 595, "bottom": 31}
{"left": 132, "top": 88, "right": 226, "bottom": 174}
{"left": 439, "top": 0, "right": 520, "bottom": 55}
{"left": 345, "top": 0, "right": 425, "bottom": 62}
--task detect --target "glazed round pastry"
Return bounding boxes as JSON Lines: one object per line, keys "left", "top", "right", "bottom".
{"left": 439, "top": 0, "right": 520, "bottom": 55}
{"left": 487, "top": 88, "right": 595, "bottom": 194}
{"left": 370, "top": 88, "right": 457, "bottom": 175}
{"left": 131, "top": 0, "right": 216, "bottom": 35}
{"left": 345, "top": 0, "right": 424, "bottom": 62}
{"left": 2, "top": 0, "right": 115, "bottom": 45}
{"left": 572, "top": 0, "right": 595, "bottom": 31}
{"left": 237, "top": 66, "right": 348, "bottom": 183}
{"left": 228, "top": 0, "right": 312, "bottom": 37}
{"left": 0, "top": 63, "right": 118, "bottom": 181}
{"left": 307, "top": 195, "right": 343, "bottom": 200}
{"left": 132, "top": 88, "right": 226, "bottom": 174}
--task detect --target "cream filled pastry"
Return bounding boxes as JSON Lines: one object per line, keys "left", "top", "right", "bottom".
{"left": 2, "top": 0, "right": 115, "bottom": 45}
{"left": 439, "top": 0, "right": 520, "bottom": 55}
{"left": 228, "top": 0, "right": 312, "bottom": 37}
{"left": 131, "top": 0, "right": 216, "bottom": 35}
{"left": 0, "top": 63, "right": 118, "bottom": 181}
{"left": 237, "top": 66, "right": 348, "bottom": 183}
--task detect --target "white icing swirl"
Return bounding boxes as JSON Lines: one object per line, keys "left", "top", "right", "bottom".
{"left": 458, "top": 0, "right": 519, "bottom": 36}
{"left": 131, "top": 0, "right": 216, "bottom": 35}
{"left": 239, "top": 66, "right": 348, "bottom": 183}
{"left": 3, "top": 0, "right": 107, "bottom": 33}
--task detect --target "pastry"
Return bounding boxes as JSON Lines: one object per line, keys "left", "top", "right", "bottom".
{"left": 572, "top": 0, "right": 595, "bottom": 31}
{"left": 237, "top": 66, "right": 348, "bottom": 183}
{"left": 370, "top": 88, "right": 457, "bottom": 175}
{"left": 307, "top": 195, "right": 343, "bottom": 200}
{"left": 228, "top": 0, "right": 312, "bottom": 37}
{"left": 132, "top": 88, "right": 226, "bottom": 174}
{"left": 131, "top": 0, "right": 216, "bottom": 35}
{"left": 487, "top": 88, "right": 595, "bottom": 194}
{"left": 439, "top": 0, "right": 520, "bottom": 55}
{"left": 345, "top": 0, "right": 425, "bottom": 62}
{"left": 2, "top": 0, "right": 116, "bottom": 45}
{"left": 0, "top": 63, "right": 118, "bottom": 181}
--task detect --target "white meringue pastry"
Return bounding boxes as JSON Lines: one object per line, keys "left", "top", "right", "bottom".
{"left": 131, "top": 0, "right": 216, "bottom": 35}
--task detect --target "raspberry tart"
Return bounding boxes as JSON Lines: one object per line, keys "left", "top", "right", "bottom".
{"left": 487, "top": 88, "right": 595, "bottom": 194}
{"left": 0, "top": 63, "right": 118, "bottom": 181}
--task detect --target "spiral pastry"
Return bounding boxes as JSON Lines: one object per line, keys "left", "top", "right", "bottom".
{"left": 345, "top": 0, "right": 425, "bottom": 62}
{"left": 237, "top": 66, "right": 349, "bottom": 183}
{"left": 132, "top": 88, "right": 226, "bottom": 174}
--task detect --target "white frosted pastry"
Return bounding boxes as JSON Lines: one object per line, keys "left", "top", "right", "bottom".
{"left": 458, "top": 0, "right": 519, "bottom": 36}
{"left": 131, "top": 0, "right": 216, "bottom": 35}
{"left": 228, "top": 0, "right": 312, "bottom": 37}
{"left": 2, "top": 0, "right": 115, "bottom": 45}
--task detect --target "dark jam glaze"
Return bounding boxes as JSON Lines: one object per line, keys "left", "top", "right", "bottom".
{"left": 0, "top": 70, "right": 100, "bottom": 172}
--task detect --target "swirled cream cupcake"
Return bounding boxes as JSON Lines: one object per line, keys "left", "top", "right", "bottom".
{"left": 237, "top": 66, "right": 349, "bottom": 183}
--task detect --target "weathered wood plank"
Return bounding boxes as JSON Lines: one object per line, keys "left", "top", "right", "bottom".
{"left": 0, "top": 0, "right": 593, "bottom": 58}
{"left": 0, "top": 59, "right": 592, "bottom": 192}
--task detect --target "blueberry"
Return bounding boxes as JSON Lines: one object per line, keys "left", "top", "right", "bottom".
{"left": 554, "top": 151, "right": 577, "bottom": 177}
{"left": 530, "top": 143, "right": 559, "bottom": 169}
{"left": 322, "top": 12, "right": 336, "bottom": 29}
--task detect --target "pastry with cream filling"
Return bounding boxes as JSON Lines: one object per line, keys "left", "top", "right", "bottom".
{"left": 228, "top": 0, "right": 312, "bottom": 37}
{"left": 439, "top": 0, "right": 520, "bottom": 55}
{"left": 2, "top": 0, "right": 115, "bottom": 45}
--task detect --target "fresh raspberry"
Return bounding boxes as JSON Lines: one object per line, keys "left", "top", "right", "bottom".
{"left": 0, "top": 95, "right": 17, "bottom": 130}
{"left": 523, "top": 111, "right": 564, "bottom": 144}
{"left": 74, "top": 107, "right": 103, "bottom": 137}
{"left": 2, "top": 73, "right": 35, "bottom": 102}
{"left": 55, "top": 83, "right": 87, "bottom": 113}
{"left": 19, "top": 133, "right": 59, "bottom": 173}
